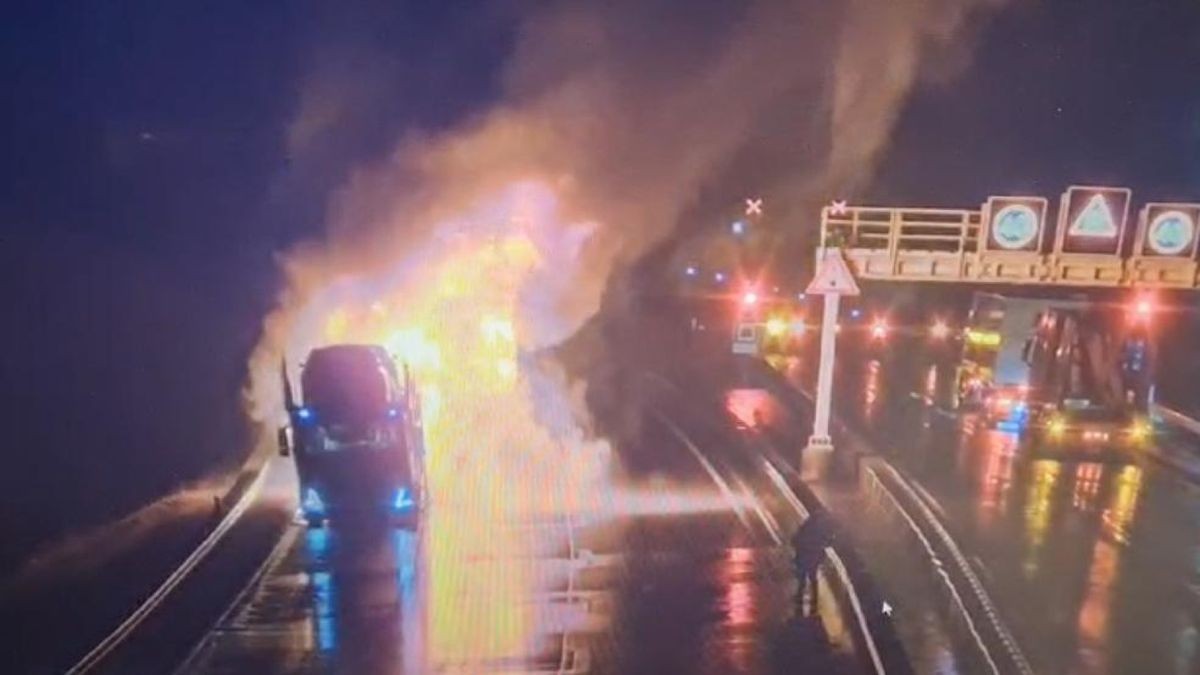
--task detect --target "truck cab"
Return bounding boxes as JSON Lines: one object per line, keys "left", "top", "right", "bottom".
{"left": 956, "top": 292, "right": 1155, "bottom": 450}
{"left": 279, "top": 344, "right": 426, "bottom": 527}
{"left": 955, "top": 293, "right": 1083, "bottom": 427}
{"left": 1023, "top": 306, "right": 1154, "bottom": 451}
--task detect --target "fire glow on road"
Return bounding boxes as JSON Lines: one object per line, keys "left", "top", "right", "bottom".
{"left": 251, "top": 184, "right": 768, "bottom": 671}
{"left": 319, "top": 237, "right": 603, "bottom": 666}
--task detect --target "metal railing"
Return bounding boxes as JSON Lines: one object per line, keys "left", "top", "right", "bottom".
{"left": 67, "top": 457, "right": 274, "bottom": 674}
{"left": 863, "top": 462, "right": 1034, "bottom": 675}
{"left": 821, "top": 205, "right": 1200, "bottom": 287}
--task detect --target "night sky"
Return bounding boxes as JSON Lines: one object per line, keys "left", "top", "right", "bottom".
{"left": 2, "top": 0, "right": 1198, "bottom": 567}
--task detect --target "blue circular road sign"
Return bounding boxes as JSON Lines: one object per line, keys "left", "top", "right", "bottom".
{"left": 1147, "top": 210, "right": 1195, "bottom": 255}
{"left": 992, "top": 204, "right": 1039, "bottom": 250}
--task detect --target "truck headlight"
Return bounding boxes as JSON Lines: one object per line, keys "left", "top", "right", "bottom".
{"left": 1047, "top": 416, "right": 1067, "bottom": 438}
{"left": 1129, "top": 419, "right": 1152, "bottom": 442}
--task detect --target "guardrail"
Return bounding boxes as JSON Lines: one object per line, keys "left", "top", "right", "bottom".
{"left": 864, "top": 461, "right": 1033, "bottom": 675}
{"left": 645, "top": 371, "right": 910, "bottom": 674}
{"left": 759, "top": 456, "right": 912, "bottom": 675}
{"left": 737, "top": 356, "right": 1032, "bottom": 673}
{"left": 66, "top": 453, "right": 274, "bottom": 674}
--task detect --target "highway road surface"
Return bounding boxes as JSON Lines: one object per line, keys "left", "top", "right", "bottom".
{"left": 760, "top": 336, "right": 1200, "bottom": 675}
{"left": 166, "top": 375, "right": 872, "bottom": 674}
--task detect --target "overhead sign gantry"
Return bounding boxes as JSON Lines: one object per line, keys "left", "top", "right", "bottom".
{"left": 821, "top": 186, "right": 1200, "bottom": 288}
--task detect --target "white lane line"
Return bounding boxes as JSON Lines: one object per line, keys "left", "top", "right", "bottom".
{"left": 557, "top": 504, "right": 578, "bottom": 675}
{"left": 825, "top": 548, "right": 887, "bottom": 675}
{"left": 173, "top": 521, "right": 299, "bottom": 674}
{"left": 656, "top": 411, "right": 753, "bottom": 531}
{"left": 1155, "top": 404, "right": 1200, "bottom": 436}
{"left": 67, "top": 456, "right": 274, "bottom": 675}
{"left": 788, "top": 365, "right": 1027, "bottom": 674}
{"left": 910, "top": 481, "right": 948, "bottom": 521}
{"left": 876, "top": 463, "right": 1032, "bottom": 675}
{"left": 762, "top": 459, "right": 807, "bottom": 518}
{"left": 864, "top": 467, "right": 1003, "bottom": 675}
{"left": 731, "top": 472, "right": 783, "bottom": 546}
{"left": 761, "top": 458, "right": 886, "bottom": 675}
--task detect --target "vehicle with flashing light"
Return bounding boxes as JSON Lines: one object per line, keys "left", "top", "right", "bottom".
{"left": 954, "top": 292, "right": 1079, "bottom": 426}
{"left": 1022, "top": 303, "right": 1155, "bottom": 452}
{"left": 1038, "top": 404, "right": 1152, "bottom": 453}
{"left": 279, "top": 344, "right": 426, "bottom": 527}
{"left": 955, "top": 292, "right": 1156, "bottom": 448}
{"left": 760, "top": 311, "right": 807, "bottom": 356}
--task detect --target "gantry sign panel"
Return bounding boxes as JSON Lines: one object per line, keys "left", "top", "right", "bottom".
{"left": 1136, "top": 203, "right": 1200, "bottom": 259}
{"left": 821, "top": 185, "right": 1200, "bottom": 288}
{"left": 981, "top": 196, "right": 1048, "bottom": 253}
{"left": 1055, "top": 186, "right": 1132, "bottom": 256}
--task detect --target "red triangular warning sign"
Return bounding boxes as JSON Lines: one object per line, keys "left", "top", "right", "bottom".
{"left": 806, "top": 248, "right": 860, "bottom": 296}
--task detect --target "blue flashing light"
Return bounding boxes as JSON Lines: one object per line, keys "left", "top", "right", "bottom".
{"left": 685, "top": 265, "right": 698, "bottom": 276}
{"left": 392, "top": 486, "right": 416, "bottom": 512}
{"left": 850, "top": 309, "right": 862, "bottom": 319}
{"left": 731, "top": 220, "right": 747, "bottom": 236}
{"left": 998, "top": 404, "right": 1029, "bottom": 432}
{"left": 714, "top": 271, "right": 726, "bottom": 283}
{"left": 303, "top": 487, "right": 326, "bottom": 515}
{"left": 387, "top": 407, "right": 401, "bottom": 420}
{"left": 297, "top": 406, "right": 315, "bottom": 423}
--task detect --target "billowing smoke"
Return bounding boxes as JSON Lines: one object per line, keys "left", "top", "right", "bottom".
{"left": 244, "top": 0, "right": 1005, "bottom": 505}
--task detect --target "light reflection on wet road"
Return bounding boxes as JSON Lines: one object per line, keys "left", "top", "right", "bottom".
{"left": 782, "top": 341, "right": 1200, "bottom": 675}
{"left": 180, "top": 405, "right": 862, "bottom": 674}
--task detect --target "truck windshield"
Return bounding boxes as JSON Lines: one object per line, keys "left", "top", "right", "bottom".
{"left": 301, "top": 347, "right": 394, "bottom": 424}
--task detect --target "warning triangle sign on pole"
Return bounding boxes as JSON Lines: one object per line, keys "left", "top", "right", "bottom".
{"left": 806, "top": 248, "right": 860, "bottom": 296}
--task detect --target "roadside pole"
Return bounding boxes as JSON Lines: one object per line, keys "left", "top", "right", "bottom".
{"left": 803, "top": 248, "right": 860, "bottom": 480}
{"left": 808, "top": 291, "right": 839, "bottom": 449}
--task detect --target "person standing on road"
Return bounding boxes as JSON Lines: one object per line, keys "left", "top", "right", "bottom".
{"left": 791, "top": 511, "right": 835, "bottom": 616}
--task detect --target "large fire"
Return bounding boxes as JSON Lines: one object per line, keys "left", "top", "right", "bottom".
{"left": 249, "top": 182, "right": 612, "bottom": 666}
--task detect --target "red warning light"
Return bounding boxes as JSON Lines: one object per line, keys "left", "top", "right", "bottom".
{"left": 870, "top": 318, "right": 890, "bottom": 341}
{"left": 1129, "top": 296, "right": 1154, "bottom": 325}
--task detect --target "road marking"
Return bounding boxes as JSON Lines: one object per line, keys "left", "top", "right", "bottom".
{"left": 760, "top": 458, "right": 887, "bottom": 675}
{"left": 174, "top": 521, "right": 299, "bottom": 673}
{"left": 557, "top": 492, "right": 580, "bottom": 675}
{"left": 67, "top": 456, "right": 274, "bottom": 675}
{"left": 731, "top": 472, "right": 783, "bottom": 545}
{"left": 909, "top": 481, "right": 948, "bottom": 521}
{"left": 656, "top": 411, "right": 752, "bottom": 531}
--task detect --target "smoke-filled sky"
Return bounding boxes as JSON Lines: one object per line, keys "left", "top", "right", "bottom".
{"left": 261, "top": 0, "right": 1009, "bottom": 360}
{"left": 3, "top": 0, "right": 1200, "bottom": 564}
